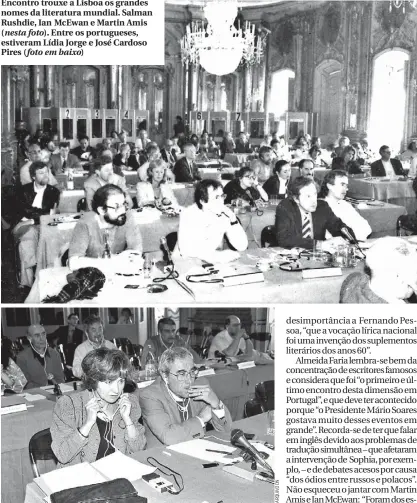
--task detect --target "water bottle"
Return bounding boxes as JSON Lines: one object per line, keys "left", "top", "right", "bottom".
{"left": 102, "top": 231, "right": 111, "bottom": 259}
{"left": 145, "top": 346, "right": 157, "bottom": 380}
{"left": 143, "top": 254, "right": 151, "bottom": 279}
{"left": 67, "top": 168, "right": 74, "bottom": 190}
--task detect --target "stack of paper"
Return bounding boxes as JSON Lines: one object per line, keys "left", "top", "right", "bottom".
{"left": 92, "top": 450, "right": 155, "bottom": 482}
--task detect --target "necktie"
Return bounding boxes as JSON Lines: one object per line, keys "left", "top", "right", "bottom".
{"left": 302, "top": 214, "right": 312, "bottom": 239}
{"left": 62, "top": 159, "right": 67, "bottom": 172}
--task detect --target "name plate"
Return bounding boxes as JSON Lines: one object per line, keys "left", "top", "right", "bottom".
{"left": 237, "top": 361, "right": 256, "bottom": 370}
{"left": 1, "top": 403, "right": 27, "bottom": 415}
{"left": 137, "top": 380, "right": 154, "bottom": 389}
{"left": 198, "top": 368, "right": 216, "bottom": 377}
{"left": 302, "top": 267, "right": 342, "bottom": 279}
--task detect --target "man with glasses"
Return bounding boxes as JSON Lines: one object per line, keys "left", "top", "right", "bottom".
{"left": 208, "top": 315, "right": 254, "bottom": 360}
{"left": 175, "top": 179, "right": 248, "bottom": 263}
{"left": 139, "top": 347, "right": 232, "bottom": 447}
{"left": 371, "top": 145, "right": 405, "bottom": 177}
{"left": 68, "top": 184, "right": 142, "bottom": 272}
{"left": 72, "top": 315, "right": 116, "bottom": 378}
{"left": 140, "top": 317, "right": 200, "bottom": 368}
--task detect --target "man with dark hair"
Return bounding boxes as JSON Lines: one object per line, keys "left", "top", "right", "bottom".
{"left": 139, "top": 347, "right": 232, "bottom": 447}
{"left": 16, "top": 324, "right": 65, "bottom": 389}
{"left": 71, "top": 135, "right": 96, "bottom": 165}
{"left": 173, "top": 116, "right": 185, "bottom": 137}
{"left": 208, "top": 315, "right": 254, "bottom": 359}
{"left": 174, "top": 179, "right": 248, "bottom": 262}
{"left": 51, "top": 313, "right": 84, "bottom": 367}
{"left": 20, "top": 142, "right": 58, "bottom": 186}
{"left": 49, "top": 141, "right": 82, "bottom": 174}
{"left": 173, "top": 143, "right": 201, "bottom": 183}
{"left": 318, "top": 170, "right": 371, "bottom": 242}
{"left": 140, "top": 317, "right": 200, "bottom": 368}
{"left": 235, "top": 132, "right": 253, "bottom": 154}
{"left": 84, "top": 155, "right": 132, "bottom": 210}
{"left": 72, "top": 315, "right": 116, "bottom": 378}
{"left": 68, "top": 184, "right": 142, "bottom": 271}
{"left": 13, "top": 161, "right": 60, "bottom": 286}
{"left": 275, "top": 176, "right": 352, "bottom": 250}
{"left": 298, "top": 158, "right": 315, "bottom": 179}
{"left": 250, "top": 146, "right": 274, "bottom": 182}
{"left": 371, "top": 145, "right": 405, "bottom": 177}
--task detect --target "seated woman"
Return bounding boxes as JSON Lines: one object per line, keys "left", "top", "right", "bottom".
{"left": 51, "top": 348, "right": 146, "bottom": 467}
{"left": 341, "top": 146, "right": 363, "bottom": 175}
{"left": 113, "top": 144, "right": 131, "bottom": 172}
{"left": 136, "top": 159, "right": 179, "bottom": 210}
{"left": 263, "top": 160, "right": 291, "bottom": 199}
{"left": 309, "top": 145, "right": 329, "bottom": 168}
{"left": 1, "top": 337, "right": 27, "bottom": 393}
{"left": 224, "top": 166, "right": 268, "bottom": 205}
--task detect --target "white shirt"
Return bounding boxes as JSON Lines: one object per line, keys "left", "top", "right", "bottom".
{"left": 325, "top": 197, "right": 372, "bottom": 242}
{"left": 278, "top": 176, "right": 288, "bottom": 196}
{"left": 381, "top": 159, "right": 395, "bottom": 177}
{"left": 72, "top": 339, "right": 116, "bottom": 378}
{"left": 208, "top": 329, "right": 246, "bottom": 359}
{"left": 32, "top": 182, "right": 47, "bottom": 209}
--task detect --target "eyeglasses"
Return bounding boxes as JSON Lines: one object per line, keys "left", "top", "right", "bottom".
{"left": 105, "top": 202, "right": 128, "bottom": 211}
{"left": 243, "top": 175, "right": 256, "bottom": 180}
{"left": 169, "top": 368, "right": 199, "bottom": 381}
{"left": 214, "top": 194, "right": 227, "bottom": 200}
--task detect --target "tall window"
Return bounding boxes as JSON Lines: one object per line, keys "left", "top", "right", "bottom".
{"left": 369, "top": 50, "right": 410, "bottom": 153}
{"left": 270, "top": 69, "right": 295, "bottom": 117}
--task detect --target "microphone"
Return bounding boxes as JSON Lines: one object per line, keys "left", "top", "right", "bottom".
{"left": 160, "top": 236, "right": 173, "bottom": 265}
{"left": 340, "top": 227, "right": 366, "bottom": 259}
{"left": 246, "top": 189, "right": 259, "bottom": 210}
{"left": 231, "top": 429, "right": 274, "bottom": 476}
{"left": 214, "top": 350, "right": 227, "bottom": 362}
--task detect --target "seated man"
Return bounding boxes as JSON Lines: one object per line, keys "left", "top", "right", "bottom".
{"left": 174, "top": 179, "right": 248, "bottom": 263}
{"left": 49, "top": 141, "right": 82, "bottom": 175}
{"left": 139, "top": 347, "right": 232, "bottom": 447}
{"left": 318, "top": 170, "right": 372, "bottom": 242}
{"left": 298, "top": 158, "right": 315, "bottom": 179}
{"left": 160, "top": 138, "right": 176, "bottom": 168}
{"left": 72, "top": 315, "right": 116, "bottom": 378}
{"left": 51, "top": 312, "right": 84, "bottom": 367}
{"left": 71, "top": 135, "right": 96, "bottom": 166}
{"left": 340, "top": 237, "right": 417, "bottom": 303}
{"left": 371, "top": 145, "right": 405, "bottom": 177}
{"left": 173, "top": 143, "right": 201, "bottom": 183}
{"left": 141, "top": 317, "right": 200, "bottom": 368}
{"left": 208, "top": 315, "right": 254, "bottom": 359}
{"left": 68, "top": 184, "right": 142, "bottom": 272}
{"left": 235, "top": 132, "right": 253, "bottom": 154}
{"left": 250, "top": 146, "right": 274, "bottom": 183}
{"left": 84, "top": 155, "right": 133, "bottom": 211}
{"left": 219, "top": 132, "right": 236, "bottom": 158}
{"left": 13, "top": 161, "right": 60, "bottom": 287}
{"left": 275, "top": 176, "right": 352, "bottom": 250}
{"left": 16, "top": 324, "right": 65, "bottom": 389}
{"left": 20, "top": 143, "right": 58, "bottom": 186}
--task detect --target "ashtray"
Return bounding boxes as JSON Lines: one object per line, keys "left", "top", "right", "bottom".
{"left": 147, "top": 284, "right": 168, "bottom": 293}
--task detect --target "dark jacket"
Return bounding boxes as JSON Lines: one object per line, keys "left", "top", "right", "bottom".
{"left": 70, "top": 145, "right": 96, "bottom": 161}
{"left": 15, "top": 183, "right": 60, "bottom": 226}
{"left": 275, "top": 198, "right": 353, "bottom": 249}
{"left": 223, "top": 178, "right": 261, "bottom": 205}
{"left": 51, "top": 326, "right": 84, "bottom": 366}
{"left": 370, "top": 158, "right": 404, "bottom": 177}
{"left": 127, "top": 154, "right": 141, "bottom": 171}
{"left": 235, "top": 140, "right": 253, "bottom": 154}
{"left": 263, "top": 176, "right": 289, "bottom": 199}
{"left": 160, "top": 147, "right": 176, "bottom": 166}
{"left": 173, "top": 157, "right": 201, "bottom": 183}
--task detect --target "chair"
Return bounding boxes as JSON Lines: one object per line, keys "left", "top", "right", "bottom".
{"left": 77, "top": 197, "right": 87, "bottom": 212}
{"left": 29, "top": 428, "right": 58, "bottom": 477}
{"left": 396, "top": 215, "right": 417, "bottom": 236}
{"left": 161, "top": 232, "right": 178, "bottom": 262}
{"left": 250, "top": 332, "right": 271, "bottom": 353}
{"left": 261, "top": 225, "right": 277, "bottom": 247}
{"left": 255, "top": 380, "right": 275, "bottom": 412}
{"left": 244, "top": 398, "right": 263, "bottom": 418}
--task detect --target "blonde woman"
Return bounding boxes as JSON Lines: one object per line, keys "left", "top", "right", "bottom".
{"left": 136, "top": 159, "right": 179, "bottom": 209}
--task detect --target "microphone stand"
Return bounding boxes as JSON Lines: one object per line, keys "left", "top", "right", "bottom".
{"left": 341, "top": 227, "right": 366, "bottom": 260}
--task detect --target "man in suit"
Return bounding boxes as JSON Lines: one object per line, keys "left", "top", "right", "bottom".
{"left": 139, "top": 347, "right": 232, "bottom": 447}
{"left": 160, "top": 138, "right": 176, "bottom": 168}
{"left": 84, "top": 155, "right": 133, "bottom": 210}
{"left": 173, "top": 143, "right": 201, "bottom": 183}
{"left": 49, "top": 141, "right": 82, "bottom": 175}
{"left": 235, "top": 131, "right": 253, "bottom": 154}
{"left": 275, "top": 176, "right": 352, "bottom": 250}
{"left": 13, "top": 161, "right": 60, "bottom": 286}
{"left": 20, "top": 142, "right": 58, "bottom": 186}
{"left": 51, "top": 313, "right": 84, "bottom": 367}
{"left": 71, "top": 135, "right": 96, "bottom": 166}
{"left": 371, "top": 145, "right": 405, "bottom": 177}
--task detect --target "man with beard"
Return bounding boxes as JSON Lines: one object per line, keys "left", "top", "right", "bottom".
{"left": 250, "top": 146, "right": 274, "bottom": 182}
{"left": 16, "top": 324, "right": 65, "bottom": 389}
{"left": 139, "top": 347, "right": 232, "bottom": 447}
{"left": 72, "top": 315, "right": 116, "bottom": 378}
{"left": 140, "top": 317, "right": 200, "bottom": 368}
{"left": 68, "top": 184, "right": 142, "bottom": 271}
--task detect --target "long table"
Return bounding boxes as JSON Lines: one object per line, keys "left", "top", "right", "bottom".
{"left": 24, "top": 413, "right": 274, "bottom": 503}
{"left": 2, "top": 366, "right": 273, "bottom": 503}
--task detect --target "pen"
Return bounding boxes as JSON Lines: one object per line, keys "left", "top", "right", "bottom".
{"left": 206, "top": 449, "right": 230, "bottom": 454}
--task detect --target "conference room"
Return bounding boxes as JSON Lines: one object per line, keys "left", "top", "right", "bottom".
{"left": 2, "top": 0, "right": 417, "bottom": 305}
{"left": 1, "top": 306, "right": 275, "bottom": 503}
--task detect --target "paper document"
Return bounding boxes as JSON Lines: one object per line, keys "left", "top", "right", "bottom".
{"left": 92, "top": 450, "right": 156, "bottom": 482}
{"left": 34, "top": 462, "right": 106, "bottom": 496}
{"left": 21, "top": 393, "right": 47, "bottom": 402}
{"left": 168, "top": 439, "right": 237, "bottom": 463}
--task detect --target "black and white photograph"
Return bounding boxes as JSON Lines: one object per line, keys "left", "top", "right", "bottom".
{"left": 1, "top": 306, "right": 275, "bottom": 503}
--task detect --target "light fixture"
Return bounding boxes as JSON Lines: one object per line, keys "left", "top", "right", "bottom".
{"left": 389, "top": 0, "right": 417, "bottom": 12}
{"left": 181, "top": 0, "right": 268, "bottom": 76}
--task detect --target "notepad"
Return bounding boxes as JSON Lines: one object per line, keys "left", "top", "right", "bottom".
{"left": 168, "top": 439, "right": 237, "bottom": 463}
{"left": 92, "top": 450, "right": 155, "bottom": 482}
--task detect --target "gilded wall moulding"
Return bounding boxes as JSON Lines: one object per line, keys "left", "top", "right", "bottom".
{"left": 373, "top": 2, "right": 417, "bottom": 53}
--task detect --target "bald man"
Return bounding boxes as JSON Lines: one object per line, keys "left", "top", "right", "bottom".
{"left": 208, "top": 316, "right": 254, "bottom": 359}
{"left": 16, "top": 324, "right": 65, "bottom": 389}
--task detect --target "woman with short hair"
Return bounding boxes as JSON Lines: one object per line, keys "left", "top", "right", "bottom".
{"left": 223, "top": 166, "right": 268, "bottom": 205}
{"left": 51, "top": 348, "right": 146, "bottom": 466}
{"left": 262, "top": 160, "right": 291, "bottom": 199}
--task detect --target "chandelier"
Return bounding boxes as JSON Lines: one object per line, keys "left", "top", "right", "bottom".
{"left": 180, "top": 0, "right": 268, "bottom": 77}
{"left": 389, "top": 0, "right": 417, "bottom": 11}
